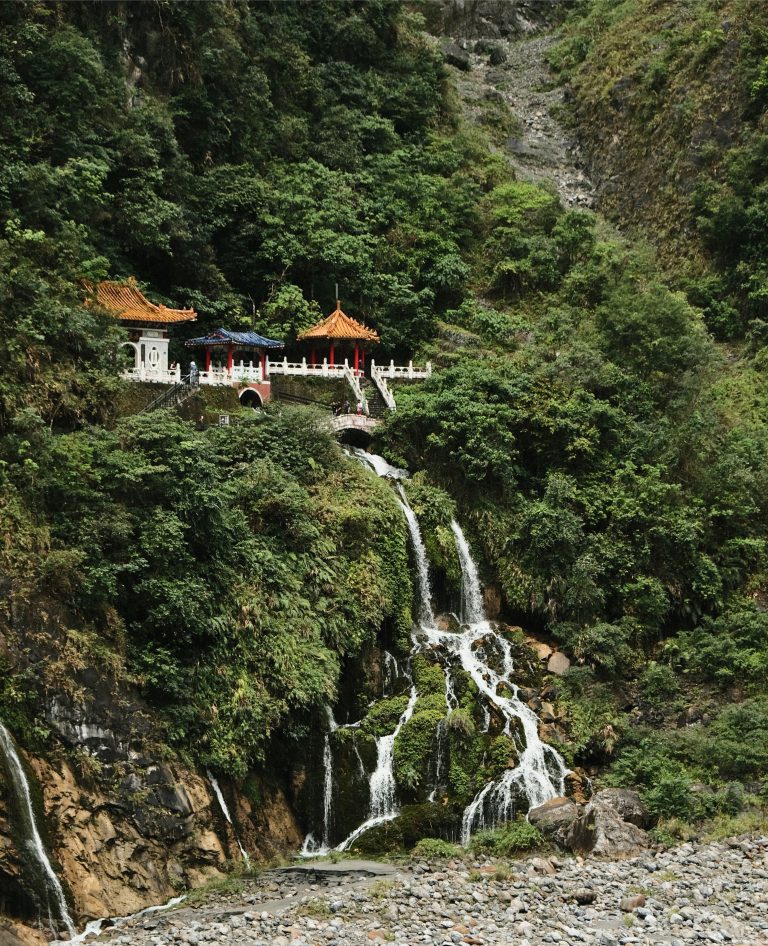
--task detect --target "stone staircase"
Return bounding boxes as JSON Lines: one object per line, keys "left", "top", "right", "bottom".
{"left": 359, "top": 378, "right": 389, "bottom": 418}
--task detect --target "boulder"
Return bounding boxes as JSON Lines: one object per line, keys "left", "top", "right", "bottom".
{"left": 597, "top": 788, "right": 649, "bottom": 828}
{"left": 526, "top": 638, "right": 553, "bottom": 662}
{"left": 441, "top": 42, "right": 471, "bottom": 71}
{"left": 528, "top": 796, "right": 579, "bottom": 847}
{"left": 547, "top": 652, "right": 571, "bottom": 675}
{"left": 564, "top": 770, "right": 591, "bottom": 805}
{"left": 620, "top": 894, "right": 646, "bottom": 912}
{"left": 566, "top": 790, "right": 649, "bottom": 858}
{"left": 489, "top": 45, "right": 507, "bottom": 65}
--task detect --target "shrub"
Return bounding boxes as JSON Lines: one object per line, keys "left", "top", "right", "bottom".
{"left": 638, "top": 662, "right": 680, "bottom": 708}
{"left": 411, "top": 837, "right": 461, "bottom": 858}
{"left": 469, "top": 819, "right": 543, "bottom": 855}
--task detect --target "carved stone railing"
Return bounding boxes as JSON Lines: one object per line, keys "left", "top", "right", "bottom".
{"left": 369, "top": 359, "right": 432, "bottom": 411}
{"left": 266, "top": 357, "right": 348, "bottom": 378}
{"left": 343, "top": 363, "right": 369, "bottom": 415}
{"left": 121, "top": 366, "right": 182, "bottom": 384}
{"left": 370, "top": 362, "right": 397, "bottom": 411}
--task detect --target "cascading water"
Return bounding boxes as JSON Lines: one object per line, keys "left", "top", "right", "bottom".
{"left": 339, "top": 450, "right": 567, "bottom": 848}
{"left": 0, "top": 721, "right": 76, "bottom": 938}
{"left": 321, "top": 707, "right": 337, "bottom": 850}
{"left": 335, "top": 685, "right": 417, "bottom": 852}
{"left": 427, "top": 719, "right": 447, "bottom": 803}
{"left": 425, "top": 520, "right": 569, "bottom": 844}
{"left": 206, "top": 771, "right": 250, "bottom": 866}
{"left": 383, "top": 650, "right": 400, "bottom": 695}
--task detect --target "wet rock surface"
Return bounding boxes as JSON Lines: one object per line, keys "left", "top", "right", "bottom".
{"left": 93, "top": 838, "right": 768, "bottom": 946}
{"left": 447, "top": 31, "right": 595, "bottom": 209}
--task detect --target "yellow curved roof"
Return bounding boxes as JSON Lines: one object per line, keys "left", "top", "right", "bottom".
{"left": 298, "top": 302, "right": 379, "bottom": 342}
{"left": 84, "top": 278, "right": 197, "bottom": 324}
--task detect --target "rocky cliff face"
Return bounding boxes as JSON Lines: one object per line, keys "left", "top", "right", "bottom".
{"left": 0, "top": 626, "right": 302, "bottom": 936}
{"left": 423, "top": 0, "right": 566, "bottom": 40}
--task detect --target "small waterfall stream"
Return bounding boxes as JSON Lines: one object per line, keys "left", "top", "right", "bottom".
{"left": 340, "top": 449, "right": 568, "bottom": 847}
{"left": 206, "top": 772, "right": 250, "bottom": 866}
{"left": 335, "top": 685, "right": 417, "bottom": 852}
{"left": 0, "top": 721, "right": 76, "bottom": 938}
{"left": 426, "top": 519, "right": 569, "bottom": 844}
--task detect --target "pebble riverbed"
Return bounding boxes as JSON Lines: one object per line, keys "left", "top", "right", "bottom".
{"left": 95, "top": 838, "right": 768, "bottom": 946}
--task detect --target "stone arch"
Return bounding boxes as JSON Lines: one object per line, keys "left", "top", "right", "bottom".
{"left": 336, "top": 426, "right": 373, "bottom": 447}
{"left": 119, "top": 340, "right": 139, "bottom": 368}
{"left": 239, "top": 388, "right": 263, "bottom": 409}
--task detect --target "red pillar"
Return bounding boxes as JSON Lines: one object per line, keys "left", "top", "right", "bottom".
{"left": 260, "top": 350, "right": 266, "bottom": 380}
{"left": 329, "top": 342, "right": 335, "bottom": 367}
{"left": 311, "top": 347, "right": 316, "bottom": 367}
{"left": 227, "top": 345, "right": 234, "bottom": 374}
{"left": 205, "top": 348, "right": 211, "bottom": 372}
{"left": 354, "top": 342, "right": 359, "bottom": 375}
{"left": 361, "top": 348, "right": 366, "bottom": 371}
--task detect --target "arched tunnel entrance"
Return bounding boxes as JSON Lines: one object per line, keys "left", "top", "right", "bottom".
{"left": 239, "top": 389, "right": 263, "bottom": 410}
{"left": 336, "top": 427, "right": 373, "bottom": 447}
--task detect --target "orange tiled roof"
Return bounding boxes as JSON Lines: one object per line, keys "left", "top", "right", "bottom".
{"left": 83, "top": 278, "right": 197, "bottom": 324}
{"left": 298, "top": 302, "right": 380, "bottom": 342}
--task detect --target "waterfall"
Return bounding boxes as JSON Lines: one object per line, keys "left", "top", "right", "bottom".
{"left": 0, "top": 721, "right": 76, "bottom": 938}
{"left": 345, "top": 450, "right": 567, "bottom": 849}
{"left": 206, "top": 771, "right": 250, "bottom": 866}
{"left": 383, "top": 650, "right": 400, "bottom": 695}
{"left": 395, "top": 484, "right": 435, "bottom": 627}
{"left": 441, "top": 519, "right": 568, "bottom": 844}
{"left": 321, "top": 707, "right": 338, "bottom": 850}
{"left": 427, "top": 719, "right": 447, "bottom": 803}
{"left": 451, "top": 519, "right": 486, "bottom": 624}
{"left": 335, "top": 686, "right": 417, "bottom": 852}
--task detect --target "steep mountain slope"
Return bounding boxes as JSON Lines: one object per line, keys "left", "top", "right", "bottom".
{"left": 551, "top": 0, "right": 768, "bottom": 339}
{"left": 1, "top": 1, "right": 767, "bottom": 940}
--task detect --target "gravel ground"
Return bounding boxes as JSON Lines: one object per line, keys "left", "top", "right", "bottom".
{"left": 93, "top": 837, "right": 768, "bottom": 946}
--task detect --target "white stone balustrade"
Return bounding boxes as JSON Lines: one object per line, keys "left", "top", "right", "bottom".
{"left": 121, "top": 366, "right": 182, "bottom": 384}
{"left": 265, "top": 357, "right": 348, "bottom": 378}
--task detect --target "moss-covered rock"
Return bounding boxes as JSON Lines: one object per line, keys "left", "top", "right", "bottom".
{"left": 359, "top": 695, "right": 409, "bottom": 739}
{"left": 346, "top": 801, "right": 464, "bottom": 855}
{"left": 393, "top": 692, "right": 446, "bottom": 801}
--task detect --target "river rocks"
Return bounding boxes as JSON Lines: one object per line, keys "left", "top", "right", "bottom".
{"left": 85, "top": 837, "right": 768, "bottom": 946}
{"left": 528, "top": 796, "right": 579, "bottom": 847}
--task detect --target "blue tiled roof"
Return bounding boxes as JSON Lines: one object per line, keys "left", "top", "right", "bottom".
{"left": 185, "top": 327, "right": 284, "bottom": 349}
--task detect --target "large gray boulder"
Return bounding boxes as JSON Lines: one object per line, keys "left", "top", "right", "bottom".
{"left": 597, "top": 787, "right": 650, "bottom": 828}
{"left": 566, "top": 789, "right": 649, "bottom": 857}
{"left": 528, "top": 796, "right": 579, "bottom": 846}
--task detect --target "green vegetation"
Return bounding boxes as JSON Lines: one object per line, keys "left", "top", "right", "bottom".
{"left": 411, "top": 837, "right": 461, "bottom": 859}
{"left": 550, "top": 0, "right": 768, "bottom": 340}
{"left": 1, "top": 408, "right": 412, "bottom": 777}
{"left": 0, "top": 0, "right": 767, "bottom": 848}
{"left": 469, "top": 819, "right": 544, "bottom": 856}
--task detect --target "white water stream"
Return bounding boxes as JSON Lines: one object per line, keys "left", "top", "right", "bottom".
{"left": 0, "top": 721, "right": 76, "bottom": 938}
{"left": 52, "top": 895, "right": 186, "bottom": 946}
{"left": 335, "top": 685, "right": 417, "bottom": 852}
{"left": 207, "top": 771, "right": 250, "bottom": 866}
{"left": 344, "top": 450, "right": 568, "bottom": 846}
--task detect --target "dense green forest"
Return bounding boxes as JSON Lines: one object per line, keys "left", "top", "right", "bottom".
{"left": 0, "top": 0, "right": 767, "bottom": 848}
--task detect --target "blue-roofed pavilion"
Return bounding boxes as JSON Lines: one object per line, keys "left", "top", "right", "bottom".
{"left": 185, "top": 327, "right": 284, "bottom": 381}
